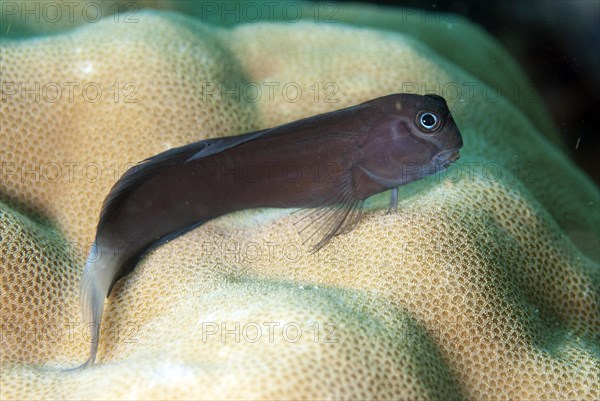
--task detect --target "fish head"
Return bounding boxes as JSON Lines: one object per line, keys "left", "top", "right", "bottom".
{"left": 358, "top": 93, "right": 464, "bottom": 187}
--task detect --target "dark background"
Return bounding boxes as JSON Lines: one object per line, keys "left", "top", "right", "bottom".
{"left": 366, "top": 0, "right": 599, "bottom": 185}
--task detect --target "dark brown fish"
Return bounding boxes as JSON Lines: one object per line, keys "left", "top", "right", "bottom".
{"left": 74, "top": 93, "right": 463, "bottom": 368}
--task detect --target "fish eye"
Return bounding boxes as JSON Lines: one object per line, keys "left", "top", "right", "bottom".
{"left": 416, "top": 111, "right": 441, "bottom": 133}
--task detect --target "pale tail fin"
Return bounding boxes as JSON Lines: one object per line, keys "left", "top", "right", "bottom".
{"left": 67, "top": 243, "right": 117, "bottom": 370}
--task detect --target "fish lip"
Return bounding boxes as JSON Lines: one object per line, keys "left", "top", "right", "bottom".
{"left": 434, "top": 148, "right": 461, "bottom": 165}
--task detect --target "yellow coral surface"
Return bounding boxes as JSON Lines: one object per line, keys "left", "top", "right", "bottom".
{"left": 0, "top": 1, "right": 598, "bottom": 400}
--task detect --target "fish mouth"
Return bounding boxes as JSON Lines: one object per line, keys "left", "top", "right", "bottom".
{"left": 434, "top": 148, "right": 461, "bottom": 168}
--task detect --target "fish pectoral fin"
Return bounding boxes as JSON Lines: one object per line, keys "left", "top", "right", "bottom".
{"left": 356, "top": 163, "right": 403, "bottom": 188}
{"left": 292, "top": 173, "right": 364, "bottom": 253}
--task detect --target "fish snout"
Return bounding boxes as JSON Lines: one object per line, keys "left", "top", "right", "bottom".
{"left": 434, "top": 148, "right": 461, "bottom": 169}
{"left": 435, "top": 148, "right": 460, "bottom": 161}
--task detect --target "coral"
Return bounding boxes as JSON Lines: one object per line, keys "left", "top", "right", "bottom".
{"left": 0, "top": 2, "right": 598, "bottom": 400}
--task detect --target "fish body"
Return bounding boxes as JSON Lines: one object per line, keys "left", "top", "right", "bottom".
{"left": 75, "top": 93, "right": 463, "bottom": 368}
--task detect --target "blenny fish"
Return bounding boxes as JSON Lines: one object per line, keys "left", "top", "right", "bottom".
{"left": 74, "top": 93, "right": 463, "bottom": 368}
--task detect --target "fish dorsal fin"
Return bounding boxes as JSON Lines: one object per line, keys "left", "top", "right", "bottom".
{"left": 97, "top": 128, "right": 270, "bottom": 234}
{"left": 97, "top": 142, "right": 204, "bottom": 233}
{"left": 292, "top": 171, "right": 364, "bottom": 252}
{"left": 185, "top": 128, "right": 271, "bottom": 162}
